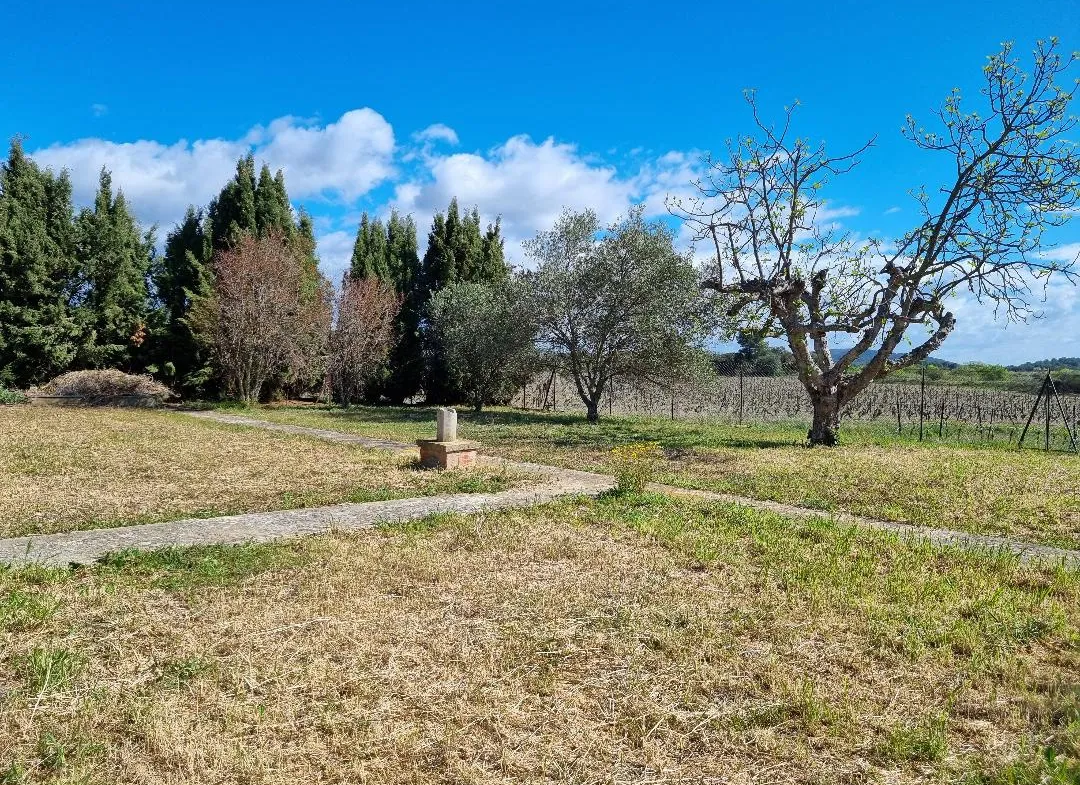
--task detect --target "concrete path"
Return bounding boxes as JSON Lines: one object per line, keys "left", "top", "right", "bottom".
{"left": 0, "top": 465, "right": 612, "bottom": 568}
{"left": 0, "top": 409, "right": 1076, "bottom": 570}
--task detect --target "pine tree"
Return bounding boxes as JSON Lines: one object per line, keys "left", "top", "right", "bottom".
{"left": 75, "top": 168, "right": 153, "bottom": 369}
{"left": 0, "top": 139, "right": 82, "bottom": 387}
{"left": 148, "top": 206, "right": 213, "bottom": 394}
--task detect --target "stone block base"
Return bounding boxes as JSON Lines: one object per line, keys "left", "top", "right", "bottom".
{"left": 417, "top": 440, "right": 480, "bottom": 469}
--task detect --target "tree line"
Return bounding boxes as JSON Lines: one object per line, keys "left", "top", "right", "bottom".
{"left": 0, "top": 140, "right": 510, "bottom": 403}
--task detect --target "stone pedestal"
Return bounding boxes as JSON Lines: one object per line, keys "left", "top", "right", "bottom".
{"left": 417, "top": 407, "right": 479, "bottom": 469}
{"left": 417, "top": 439, "right": 481, "bottom": 469}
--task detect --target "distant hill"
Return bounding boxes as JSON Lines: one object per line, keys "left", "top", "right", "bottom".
{"left": 1007, "top": 357, "right": 1080, "bottom": 371}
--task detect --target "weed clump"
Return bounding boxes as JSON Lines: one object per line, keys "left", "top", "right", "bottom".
{"left": 611, "top": 441, "right": 663, "bottom": 494}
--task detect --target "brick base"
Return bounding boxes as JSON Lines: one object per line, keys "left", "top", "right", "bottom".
{"left": 416, "top": 440, "right": 480, "bottom": 469}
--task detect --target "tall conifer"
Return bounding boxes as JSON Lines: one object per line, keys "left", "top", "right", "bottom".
{"left": 0, "top": 139, "right": 82, "bottom": 387}
{"left": 75, "top": 168, "right": 153, "bottom": 369}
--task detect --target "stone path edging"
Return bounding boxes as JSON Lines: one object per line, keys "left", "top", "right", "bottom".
{"left": 0, "top": 409, "right": 1075, "bottom": 570}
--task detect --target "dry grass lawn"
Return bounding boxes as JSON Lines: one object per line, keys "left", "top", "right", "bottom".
{"left": 0, "top": 406, "right": 519, "bottom": 538}
{"left": 1, "top": 495, "right": 1077, "bottom": 783}
{"left": 248, "top": 405, "right": 1080, "bottom": 549}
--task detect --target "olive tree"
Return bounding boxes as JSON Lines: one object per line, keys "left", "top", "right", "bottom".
{"left": 428, "top": 279, "right": 537, "bottom": 412}
{"left": 673, "top": 40, "right": 1080, "bottom": 445}
{"left": 524, "top": 206, "right": 719, "bottom": 423}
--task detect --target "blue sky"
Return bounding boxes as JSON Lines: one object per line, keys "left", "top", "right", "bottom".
{"left": 2, "top": 0, "right": 1078, "bottom": 364}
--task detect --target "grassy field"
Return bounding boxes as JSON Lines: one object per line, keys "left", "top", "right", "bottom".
{"left": 0, "top": 406, "right": 519, "bottom": 538}
{"left": 238, "top": 404, "right": 1080, "bottom": 550}
{"left": 1, "top": 494, "right": 1077, "bottom": 784}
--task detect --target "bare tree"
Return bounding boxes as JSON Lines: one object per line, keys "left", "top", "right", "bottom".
{"left": 192, "top": 232, "right": 331, "bottom": 404}
{"left": 327, "top": 276, "right": 400, "bottom": 405}
{"left": 673, "top": 40, "right": 1080, "bottom": 445}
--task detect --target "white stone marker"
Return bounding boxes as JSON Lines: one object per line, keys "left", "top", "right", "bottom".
{"left": 436, "top": 407, "right": 458, "bottom": 442}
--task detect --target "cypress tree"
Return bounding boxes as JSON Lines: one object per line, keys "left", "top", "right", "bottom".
{"left": 0, "top": 139, "right": 82, "bottom": 387}
{"left": 479, "top": 217, "right": 507, "bottom": 281}
{"left": 254, "top": 163, "right": 293, "bottom": 238}
{"left": 382, "top": 211, "right": 424, "bottom": 402}
{"left": 75, "top": 168, "right": 153, "bottom": 369}
{"left": 350, "top": 213, "right": 389, "bottom": 280}
{"left": 148, "top": 206, "right": 214, "bottom": 394}
{"left": 419, "top": 199, "right": 509, "bottom": 402}
{"left": 207, "top": 154, "right": 257, "bottom": 251}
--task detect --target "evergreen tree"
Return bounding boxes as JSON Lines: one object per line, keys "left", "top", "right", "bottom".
{"left": 382, "top": 211, "right": 424, "bottom": 402}
{"left": 479, "top": 217, "right": 507, "bottom": 282}
{"left": 295, "top": 209, "right": 320, "bottom": 283}
{"left": 207, "top": 154, "right": 257, "bottom": 251}
{"left": 349, "top": 213, "right": 389, "bottom": 280}
{"left": 419, "top": 198, "right": 509, "bottom": 402}
{"left": 148, "top": 206, "right": 214, "bottom": 394}
{"left": 254, "top": 163, "right": 293, "bottom": 238}
{"left": 74, "top": 168, "right": 153, "bottom": 369}
{"left": 0, "top": 139, "right": 82, "bottom": 387}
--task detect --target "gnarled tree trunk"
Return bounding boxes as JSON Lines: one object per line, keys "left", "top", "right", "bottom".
{"left": 807, "top": 389, "right": 841, "bottom": 446}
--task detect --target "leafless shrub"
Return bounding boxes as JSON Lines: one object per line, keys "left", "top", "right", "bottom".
{"left": 326, "top": 276, "right": 401, "bottom": 405}
{"left": 191, "top": 232, "right": 332, "bottom": 403}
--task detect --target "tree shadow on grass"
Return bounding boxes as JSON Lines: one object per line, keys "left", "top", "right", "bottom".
{"left": 296, "top": 404, "right": 806, "bottom": 452}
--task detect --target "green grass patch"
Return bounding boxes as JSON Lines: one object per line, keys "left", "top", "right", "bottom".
{"left": 245, "top": 404, "right": 1080, "bottom": 549}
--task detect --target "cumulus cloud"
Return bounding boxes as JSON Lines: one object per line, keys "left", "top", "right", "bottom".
{"left": 31, "top": 108, "right": 396, "bottom": 229}
{"left": 390, "top": 135, "right": 700, "bottom": 263}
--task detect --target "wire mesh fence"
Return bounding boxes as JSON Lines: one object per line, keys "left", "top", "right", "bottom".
{"left": 517, "top": 366, "right": 1080, "bottom": 452}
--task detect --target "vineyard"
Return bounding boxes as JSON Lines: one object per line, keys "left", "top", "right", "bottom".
{"left": 520, "top": 372, "right": 1080, "bottom": 451}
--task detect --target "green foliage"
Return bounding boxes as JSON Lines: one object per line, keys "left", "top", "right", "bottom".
{"left": 382, "top": 211, "right": 425, "bottom": 402}
{"left": 610, "top": 442, "right": 663, "bottom": 493}
{"left": 0, "top": 385, "right": 27, "bottom": 404}
{"left": 524, "top": 206, "right": 720, "bottom": 421}
{"left": 149, "top": 206, "right": 215, "bottom": 395}
{"left": 350, "top": 212, "right": 390, "bottom": 280}
{"left": 428, "top": 278, "right": 537, "bottom": 411}
{"left": 74, "top": 168, "right": 154, "bottom": 370}
{"left": 421, "top": 198, "right": 509, "bottom": 403}
{"left": 0, "top": 139, "right": 83, "bottom": 388}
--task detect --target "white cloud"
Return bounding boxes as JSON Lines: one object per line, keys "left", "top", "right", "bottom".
{"left": 31, "top": 108, "right": 396, "bottom": 229}
{"left": 412, "top": 123, "right": 459, "bottom": 146}
{"left": 884, "top": 206, "right": 902, "bottom": 215}
{"left": 90, "top": 103, "right": 108, "bottom": 118}
{"left": 257, "top": 109, "right": 395, "bottom": 201}
{"left": 34, "top": 137, "right": 250, "bottom": 228}
{"left": 391, "top": 134, "right": 698, "bottom": 264}
{"left": 315, "top": 230, "right": 356, "bottom": 285}
{"left": 1038, "top": 242, "right": 1080, "bottom": 265}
